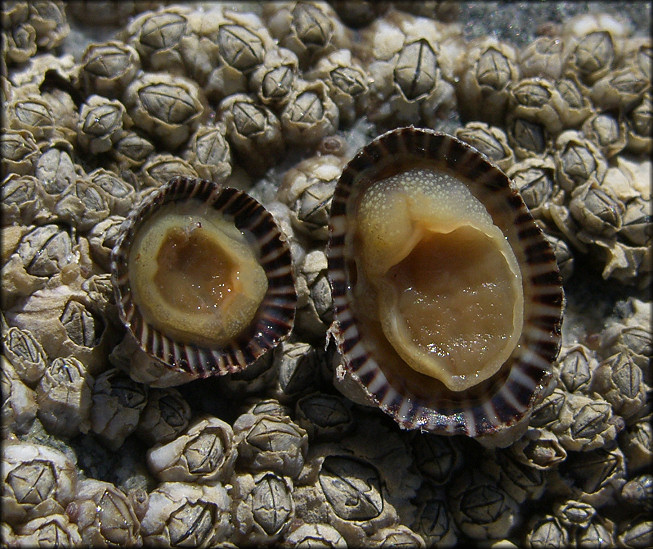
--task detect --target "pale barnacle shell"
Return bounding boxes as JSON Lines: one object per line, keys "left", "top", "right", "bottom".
{"left": 281, "top": 523, "right": 346, "bottom": 548}
{"left": 88, "top": 215, "right": 126, "bottom": 272}
{"left": 123, "top": 71, "right": 205, "bottom": 150}
{"left": 561, "top": 445, "right": 627, "bottom": 507}
{"left": 139, "top": 481, "right": 232, "bottom": 547}
{"left": 78, "top": 40, "right": 141, "bottom": 98}
{"left": 111, "top": 176, "right": 297, "bottom": 377}
{"left": 1, "top": 441, "right": 78, "bottom": 524}
{"left": 182, "top": 122, "right": 233, "bottom": 183}
{"left": 524, "top": 515, "right": 570, "bottom": 548}
{"left": 5, "top": 85, "right": 70, "bottom": 143}
{"left": 493, "top": 445, "right": 548, "bottom": 504}
{"left": 110, "top": 130, "right": 156, "bottom": 170}
{"left": 26, "top": 1, "right": 69, "bottom": 51}
{"left": 300, "top": 412, "right": 420, "bottom": 532}
{"left": 280, "top": 78, "right": 339, "bottom": 149}
{"left": 456, "top": 36, "right": 520, "bottom": 125}
{"left": 506, "top": 156, "right": 557, "bottom": 220}
{"left": 2, "top": 325, "right": 48, "bottom": 386}
{"left": 15, "top": 514, "right": 83, "bottom": 547}
{"left": 554, "top": 343, "right": 598, "bottom": 394}
{"left": 36, "top": 356, "right": 94, "bottom": 438}
{"left": 506, "top": 115, "right": 551, "bottom": 160}
{"left": 553, "top": 498, "right": 596, "bottom": 529}
{"left": 1, "top": 174, "right": 49, "bottom": 226}
{"left": 576, "top": 515, "right": 616, "bottom": 548}
{"left": 447, "top": 466, "right": 519, "bottom": 541}
{"left": 455, "top": 121, "right": 515, "bottom": 172}
{"left": 199, "top": 6, "right": 277, "bottom": 100}
{"left": 262, "top": 0, "right": 352, "bottom": 69}
{"left": 519, "top": 36, "right": 564, "bottom": 80}
{"left": 90, "top": 368, "right": 149, "bottom": 450}
{"left": 109, "top": 331, "right": 200, "bottom": 388}
{"left": 621, "top": 474, "right": 653, "bottom": 511}
{"left": 53, "top": 177, "right": 114, "bottom": 233}
{"left": 367, "top": 525, "right": 426, "bottom": 548}
{"left": 581, "top": 111, "right": 628, "bottom": 158}
{"left": 590, "top": 64, "right": 650, "bottom": 113}
{"left": 625, "top": 91, "right": 652, "bottom": 155}
{"left": 554, "top": 130, "right": 608, "bottom": 193}
{"left": 617, "top": 517, "right": 653, "bottom": 549}
{"left": 1, "top": 224, "right": 82, "bottom": 310}
{"left": 273, "top": 340, "right": 322, "bottom": 397}
{"left": 120, "top": 5, "right": 195, "bottom": 77}
{"left": 5, "top": 277, "right": 115, "bottom": 375}
{"left": 561, "top": 12, "right": 632, "bottom": 87}
{"left": 294, "top": 250, "right": 334, "bottom": 342}
{"left": 233, "top": 410, "right": 308, "bottom": 480}
{"left": 411, "top": 484, "right": 458, "bottom": 547}
{"left": 1, "top": 2, "right": 38, "bottom": 64}
{"left": 249, "top": 47, "right": 300, "bottom": 110}
{"left": 509, "top": 427, "right": 567, "bottom": 470}
{"left": 146, "top": 415, "right": 237, "bottom": 484}
{"left": 555, "top": 75, "right": 594, "bottom": 128}
{"left": 0, "top": 128, "right": 38, "bottom": 177}
{"left": 411, "top": 432, "right": 462, "bottom": 486}
{"left": 1, "top": 356, "right": 38, "bottom": 436}
{"left": 219, "top": 353, "right": 277, "bottom": 397}
{"left": 66, "top": 477, "right": 142, "bottom": 546}
{"left": 294, "top": 391, "right": 354, "bottom": 441}
{"left": 505, "top": 77, "right": 576, "bottom": 138}
{"left": 360, "top": 9, "right": 460, "bottom": 128}
{"left": 541, "top": 230, "right": 575, "bottom": 284}
{"left": 591, "top": 351, "right": 649, "bottom": 422}
{"left": 293, "top": 449, "right": 398, "bottom": 546}
{"left": 77, "top": 94, "right": 130, "bottom": 155}
{"left": 305, "top": 48, "right": 371, "bottom": 126}
{"left": 87, "top": 168, "right": 136, "bottom": 218}
{"left": 231, "top": 471, "right": 295, "bottom": 546}
{"left": 277, "top": 153, "right": 345, "bottom": 241}
{"left": 33, "top": 138, "right": 79, "bottom": 197}
{"left": 135, "top": 387, "right": 191, "bottom": 446}
{"left": 139, "top": 152, "right": 199, "bottom": 189}
{"left": 218, "top": 93, "right": 285, "bottom": 178}
{"left": 327, "top": 127, "right": 563, "bottom": 445}
{"left": 551, "top": 392, "right": 624, "bottom": 452}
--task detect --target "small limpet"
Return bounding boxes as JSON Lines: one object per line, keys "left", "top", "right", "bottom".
{"left": 327, "top": 127, "right": 564, "bottom": 441}
{"left": 111, "top": 176, "right": 296, "bottom": 377}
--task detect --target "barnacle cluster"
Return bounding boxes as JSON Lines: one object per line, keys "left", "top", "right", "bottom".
{"left": 1, "top": 1, "right": 651, "bottom": 547}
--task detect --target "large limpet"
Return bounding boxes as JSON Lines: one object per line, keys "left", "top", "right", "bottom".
{"left": 327, "top": 127, "right": 564, "bottom": 440}
{"left": 111, "top": 176, "right": 296, "bottom": 376}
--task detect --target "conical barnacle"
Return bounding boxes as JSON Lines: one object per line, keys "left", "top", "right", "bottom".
{"left": 111, "top": 176, "right": 297, "bottom": 377}
{"left": 327, "top": 127, "right": 564, "bottom": 445}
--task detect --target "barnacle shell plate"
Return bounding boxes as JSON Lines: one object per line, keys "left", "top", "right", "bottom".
{"left": 327, "top": 127, "right": 564, "bottom": 438}
{"left": 112, "top": 176, "right": 297, "bottom": 376}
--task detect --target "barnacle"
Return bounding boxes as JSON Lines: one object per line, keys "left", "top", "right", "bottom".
{"left": 1, "top": 3, "right": 651, "bottom": 547}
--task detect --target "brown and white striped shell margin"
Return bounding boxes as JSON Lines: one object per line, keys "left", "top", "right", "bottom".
{"left": 327, "top": 127, "right": 564, "bottom": 440}
{"left": 111, "top": 176, "right": 297, "bottom": 377}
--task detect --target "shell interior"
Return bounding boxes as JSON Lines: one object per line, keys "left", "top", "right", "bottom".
{"left": 112, "top": 176, "right": 297, "bottom": 376}
{"left": 327, "top": 127, "right": 564, "bottom": 437}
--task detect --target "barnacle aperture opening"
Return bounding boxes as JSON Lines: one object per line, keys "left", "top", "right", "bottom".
{"left": 355, "top": 167, "right": 524, "bottom": 392}
{"left": 128, "top": 200, "right": 268, "bottom": 347}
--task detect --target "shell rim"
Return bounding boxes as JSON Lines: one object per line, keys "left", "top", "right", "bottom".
{"left": 326, "top": 126, "right": 564, "bottom": 438}
{"left": 111, "top": 176, "right": 297, "bottom": 377}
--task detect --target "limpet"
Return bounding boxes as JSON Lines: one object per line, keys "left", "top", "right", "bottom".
{"left": 327, "top": 127, "right": 564, "bottom": 441}
{"left": 111, "top": 176, "right": 296, "bottom": 376}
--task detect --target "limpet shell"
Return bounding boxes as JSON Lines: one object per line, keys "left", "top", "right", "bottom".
{"left": 327, "top": 127, "right": 564, "bottom": 440}
{"left": 111, "top": 176, "right": 296, "bottom": 377}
